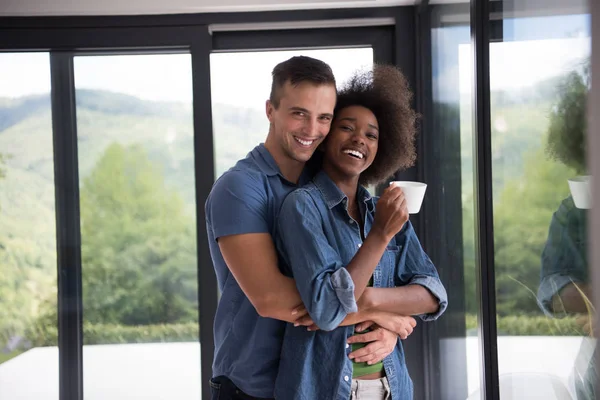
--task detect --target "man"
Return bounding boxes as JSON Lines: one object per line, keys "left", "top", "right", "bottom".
{"left": 205, "top": 56, "right": 339, "bottom": 400}
{"left": 205, "top": 56, "right": 438, "bottom": 400}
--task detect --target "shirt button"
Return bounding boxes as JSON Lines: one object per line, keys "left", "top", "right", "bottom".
{"left": 349, "top": 219, "right": 354, "bottom": 224}
{"left": 344, "top": 376, "right": 349, "bottom": 382}
{"left": 346, "top": 343, "right": 349, "bottom": 349}
{"left": 357, "top": 243, "right": 362, "bottom": 248}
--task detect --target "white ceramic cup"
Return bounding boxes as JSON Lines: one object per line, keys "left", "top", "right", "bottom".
{"left": 568, "top": 175, "right": 592, "bottom": 209}
{"left": 389, "top": 181, "right": 427, "bottom": 214}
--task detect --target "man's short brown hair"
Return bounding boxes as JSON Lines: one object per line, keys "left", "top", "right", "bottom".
{"left": 269, "top": 56, "right": 336, "bottom": 108}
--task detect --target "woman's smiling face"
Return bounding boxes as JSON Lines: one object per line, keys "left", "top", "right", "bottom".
{"left": 323, "top": 105, "right": 379, "bottom": 180}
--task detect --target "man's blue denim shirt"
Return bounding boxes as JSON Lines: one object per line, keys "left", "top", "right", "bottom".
{"left": 205, "top": 144, "right": 309, "bottom": 398}
{"left": 275, "top": 171, "right": 448, "bottom": 400}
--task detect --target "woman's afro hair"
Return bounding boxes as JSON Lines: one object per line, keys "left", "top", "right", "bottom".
{"left": 334, "top": 64, "right": 419, "bottom": 185}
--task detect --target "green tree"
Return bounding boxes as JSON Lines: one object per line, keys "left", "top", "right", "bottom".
{"left": 0, "top": 153, "right": 6, "bottom": 180}
{"left": 545, "top": 65, "right": 589, "bottom": 174}
{"left": 0, "top": 152, "right": 9, "bottom": 214}
{"left": 0, "top": 152, "right": 15, "bottom": 348}
{"left": 79, "top": 143, "right": 198, "bottom": 326}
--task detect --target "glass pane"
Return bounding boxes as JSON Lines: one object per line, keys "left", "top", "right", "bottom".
{"left": 428, "top": 3, "right": 481, "bottom": 399}
{"left": 490, "top": 3, "right": 593, "bottom": 400}
{"left": 210, "top": 48, "right": 374, "bottom": 179}
{"left": 0, "top": 53, "right": 58, "bottom": 399}
{"left": 74, "top": 54, "right": 200, "bottom": 399}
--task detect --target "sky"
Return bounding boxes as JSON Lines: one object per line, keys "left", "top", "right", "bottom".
{"left": 432, "top": 13, "right": 590, "bottom": 102}
{"left": 0, "top": 48, "right": 373, "bottom": 109}
{"left": 456, "top": 37, "right": 590, "bottom": 96}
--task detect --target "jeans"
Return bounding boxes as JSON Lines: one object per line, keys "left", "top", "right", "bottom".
{"left": 350, "top": 377, "right": 392, "bottom": 400}
{"left": 209, "top": 376, "right": 274, "bottom": 400}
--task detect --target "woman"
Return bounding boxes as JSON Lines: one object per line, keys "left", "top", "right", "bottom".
{"left": 275, "top": 65, "right": 447, "bottom": 400}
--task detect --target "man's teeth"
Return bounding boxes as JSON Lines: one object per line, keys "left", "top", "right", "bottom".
{"left": 344, "top": 149, "right": 364, "bottom": 159}
{"left": 295, "top": 137, "right": 314, "bottom": 146}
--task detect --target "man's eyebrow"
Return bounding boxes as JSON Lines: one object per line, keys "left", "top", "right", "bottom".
{"left": 338, "top": 116, "right": 379, "bottom": 131}
{"left": 289, "top": 106, "right": 310, "bottom": 114}
{"left": 290, "top": 107, "right": 333, "bottom": 119}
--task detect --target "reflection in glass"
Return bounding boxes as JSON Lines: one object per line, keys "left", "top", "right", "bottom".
{"left": 0, "top": 52, "right": 58, "bottom": 400}
{"left": 489, "top": 5, "right": 593, "bottom": 400}
{"left": 74, "top": 54, "right": 200, "bottom": 400}
{"left": 210, "top": 48, "right": 374, "bottom": 179}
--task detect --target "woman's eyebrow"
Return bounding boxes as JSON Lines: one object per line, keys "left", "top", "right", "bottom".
{"left": 338, "top": 117, "right": 379, "bottom": 131}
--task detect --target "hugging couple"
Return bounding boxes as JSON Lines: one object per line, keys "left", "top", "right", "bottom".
{"left": 205, "top": 55, "right": 448, "bottom": 400}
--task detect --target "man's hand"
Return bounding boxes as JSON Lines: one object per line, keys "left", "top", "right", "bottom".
{"left": 354, "top": 320, "right": 376, "bottom": 332}
{"left": 291, "top": 304, "right": 316, "bottom": 329}
{"left": 368, "top": 312, "right": 416, "bottom": 339}
{"left": 347, "top": 326, "right": 398, "bottom": 364}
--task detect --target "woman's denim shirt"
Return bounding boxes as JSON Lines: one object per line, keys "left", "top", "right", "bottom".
{"left": 274, "top": 171, "right": 448, "bottom": 400}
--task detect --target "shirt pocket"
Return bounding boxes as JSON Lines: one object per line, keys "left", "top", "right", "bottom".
{"left": 381, "top": 245, "right": 401, "bottom": 287}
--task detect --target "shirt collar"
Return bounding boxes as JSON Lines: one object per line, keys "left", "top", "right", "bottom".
{"left": 313, "top": 170, "right": 375, "bottom": 212}
{"left": 251, "top": 144, "right": 280, "bottom": 177}
{"left": 358, "top": 185, "right": 376, "bottom": 213}
{"left": 251, "top": 143, "right": 312, "bottom": 186}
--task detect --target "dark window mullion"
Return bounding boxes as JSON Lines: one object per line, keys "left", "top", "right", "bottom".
{"left": 191, "top": 26, "right": 218, "bottom": 400}
{"left": 414, "top": 3, "right": 442, "bottom": 400}
{"left": 388, "top": 6, "right": 430, "bottom": 400}
{"left": 50, "top": 52, "right": 84, "bottom": 400}
{"left": 471, "top": 0, "right": 500, "bottom": 399}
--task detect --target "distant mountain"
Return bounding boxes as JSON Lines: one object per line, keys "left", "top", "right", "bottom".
{"left": 0, "top": 88, "right": 268, "bottom": 202}
{"left": 0, "top": 90, "right": 192, "bottom": 131}
{"left": 0, "top": 94, "right": 50, "bottom": 132}
{"left": 489, "top": 75, "right": 564, "bottom": 107}
{"left": 75, "top": 89, "right": 194, "bottom": 119}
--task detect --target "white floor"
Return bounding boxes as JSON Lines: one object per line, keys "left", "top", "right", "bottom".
{"left": 0, "top": 342, "right": 202, "bottom": 400}
{"left": 441, "top": 336, "right": 596, "bottom": 400}
{"left": 0, "top": 337, "right": 595, "bottom": 400}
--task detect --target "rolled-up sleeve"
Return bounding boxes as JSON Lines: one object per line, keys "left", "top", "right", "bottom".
{"left": 409, "top": 274, "right": 448, "bottom": 321}
{"left": 538, "top": 273, "right": 578, "bottom": 316}
{"left": 395, "top": 222, "right": 448, "bottom": 321}
{"left": 329, "top": 268, "right": 357, "bottom": 314}
{"left": 276, "top": 189, "right": 357, "bottom": 331}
